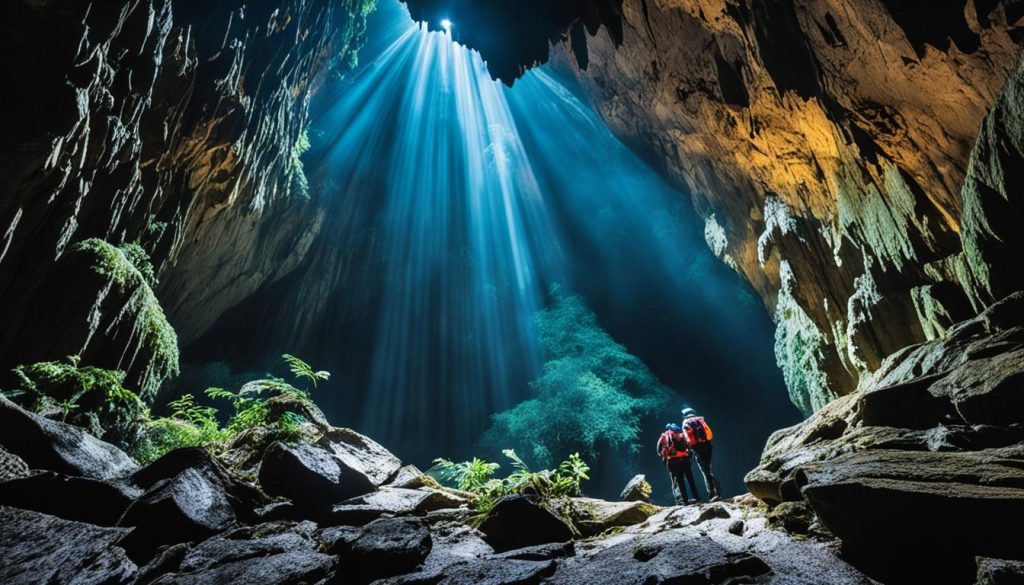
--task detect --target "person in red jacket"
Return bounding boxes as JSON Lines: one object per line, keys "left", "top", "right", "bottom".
{"left": 657, "top": 423, "right": 700, "bottom": 505}
{"left": 681, "top": 408, "right": 722, "bottom": 501}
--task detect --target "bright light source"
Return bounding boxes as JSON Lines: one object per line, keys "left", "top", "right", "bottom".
{"left": 440, "top": 18, "right": 452, "bottom": 31}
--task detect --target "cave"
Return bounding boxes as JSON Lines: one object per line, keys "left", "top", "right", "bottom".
{"left": 1, "top": 0, "right": 1023, "bottom": 584}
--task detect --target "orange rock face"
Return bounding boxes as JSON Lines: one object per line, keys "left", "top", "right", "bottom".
{"left": 551, "top": 0, "right": 1024, "bottom": 413}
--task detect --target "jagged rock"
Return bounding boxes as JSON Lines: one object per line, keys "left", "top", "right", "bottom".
{"left": 131, "top": 447, "right": 266, "bottom": 519}
{"left": 977, "top": 558, "right": 1024, "bottom": 585}
{"left": 264, "top": 391, "right": 332, "bottom": 429}
{"left": 388, "top": 464, "right": 429, "bottom": 489}
{"left": 328, "top": 486, "right": 468, "bottom": 526}
{"left": 547, "top": 525, "right": 772, "bottom": 584}
{"left": 727, "top": 519, "right": 745, "bottom": 535}
{"left": 0, "top": 471, "right": 140, "bottom": 526}
{"left": 318, "top": 428, "right": 404, "bottom": 487}
{"left": 119, "top": 462, "right": 240, "bottom": 560}
{"left": 497, "top": 541, "right": 576, "bottom": 561}
{"left": 334, "top": 517, "right": 432, "bottom": 583}
{"left": 766, "top": 501, "right": 814, "bottom": 535}
{"left": 0, "top": 506, "right": 137, "bottom": 585}
{"left": 136, "top": 543, "right": 191, "bottom": 585}
{"left": 477, "top": 495, "right": 574, "bottom": 553}
{"left": 259, "top": 442, "right": 365, "bottom": 511}
{"left": 928, "top": 347, "right": 1024, "bottom": 425}
{"left": 568, "top": 498, "right": 659, "bottom": 537}
{"left": 0, "top": 398, "right": 138, "bottom": 480}
{"left": 147, "top": 521, "right": 334, "bottom": 585}
{"left": 619, "top": 474, "right": 652, "bottom": 503}
{"left": 798, "top": 449, "right": 1024, "bottom": 579}
{"left": 259, "top": 428, "right": 402, "bottom": 511}
{"left": 0, "top": 444, "right": 30, "bottom": 482}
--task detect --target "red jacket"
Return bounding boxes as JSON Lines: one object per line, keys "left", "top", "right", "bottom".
{"left": 657, "top": 430, "right": 689, "bottom": 459}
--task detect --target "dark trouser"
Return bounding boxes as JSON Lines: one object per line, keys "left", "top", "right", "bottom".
{"left": 691, "top": 442, "right": 722, "bottom": 499}
{"left": 666, "top": 456, "right": 700, "bottom": 504}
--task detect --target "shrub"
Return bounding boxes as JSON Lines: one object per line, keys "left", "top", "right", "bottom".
{"left": 480, "top": 290, "right": 674, "bottom": 468}
{"left": 432, "top": 450, "right": 590, "bottom": 516}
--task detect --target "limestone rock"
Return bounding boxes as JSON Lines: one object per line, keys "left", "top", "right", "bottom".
{"left": 0, "top": 506, "right": 137, "bottom": 585}
{"left": 328, "top": 486, "right": 467, "bottom": 526}
{"left": 147, "top": 521, "right": 334, "bottom": 585}
{"left": 977, "top": 558, "right": 1024, "bottom": 585}
{"left": 259, "top": 431, "right": 401, "bottom": 512}
{"left": 0, "top": 445, "right": 30, "bottom": 482}
{"left": 0, "top": 471, "right": 140, "bottom": 526}
{"left": 568, "top": 497, "right": 659, "bottom": 537}
{"left": 619, "top": 474, "right": 652, "bottom": 503}
{"left": 0, "top": 398, "right": 138, "bottom": 480}
{"left": 335, "top": 517, "right": 433, "bottom": 583}
{"left": 477, "top": 495, "right": 575, "bottom": 553}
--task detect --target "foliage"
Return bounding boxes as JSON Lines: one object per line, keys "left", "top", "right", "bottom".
{"left": 480, "top": 290, "right": 674, "bottom": 468}
{"left": 289, "top": 130, "right": 312, "bottom": 199}
{"left": 132, "top": 354, "right": 328, "bottom": 464}
{"left": 73, "top": 238, "right": 179, "bottom": 399}
{"left": 282, "top": 354, "right": 330, "bottom": 389}
{"left": 9, "top": 356, "right": 146, "bottom": 442}
{"left": 432, "top": 450, "right": 590, "bottom": 516}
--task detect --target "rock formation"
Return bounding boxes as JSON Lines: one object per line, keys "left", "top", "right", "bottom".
{"left": 0, "top": 394, "right": 878, "bottom": 585}
{"left": 402, "top": 0, "right": 1024, "bottom": 415}
{"left": 0, "top": 0, "right": 375, "bottom": 384}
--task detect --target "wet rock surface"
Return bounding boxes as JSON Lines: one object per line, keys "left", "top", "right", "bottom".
{"left": 0, "top": 397, "right": 874, "bottom": 584}
{"left": 746, "top": 292, "right": 1024, "bottom": 583}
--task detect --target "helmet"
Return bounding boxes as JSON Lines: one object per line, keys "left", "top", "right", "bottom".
{"left": 681, "top": 408, "right": 697, "bottom": 418}
{"left": 665, "top": 423, "right": 682, "bottom": 432}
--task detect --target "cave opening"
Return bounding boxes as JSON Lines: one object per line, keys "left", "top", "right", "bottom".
{"left": 183, "top": 0, "right": 800, "bottom": 502}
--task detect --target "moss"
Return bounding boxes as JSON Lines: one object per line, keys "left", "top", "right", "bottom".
{"left": 774, "top": 261, "right": 834, "bottom": 416}
{"left": 73, "top": 238, "right": 179, "bottom": 400}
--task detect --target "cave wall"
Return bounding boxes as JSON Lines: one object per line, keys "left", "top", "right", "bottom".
{"left": 541, "top": 0, "right": 1024, "bottom": 414}
{"left": 0, "top": 0, "right": 374, "bottom": 385}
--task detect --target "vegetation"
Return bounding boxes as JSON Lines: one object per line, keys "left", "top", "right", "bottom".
{"left": 479, "top": 289, "right": 674, "bottom": 468}
{"left": 432, "top": 450, "right": 590, "bottom": 516}
{"left": 73, "top": 238, "right": 179, "bottom": 400}
{"left": 6, "top": 356, "right": 146, "bottom": 443}
{"left": 131, "top": 354, "right": 327, "bottom": 465}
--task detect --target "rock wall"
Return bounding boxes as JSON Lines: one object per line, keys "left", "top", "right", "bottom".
{"left": 0, "top": 0, "right": 374, "bottom": 383}
{"left": 544, "top": 0, "right": 1024, "bottom": 413}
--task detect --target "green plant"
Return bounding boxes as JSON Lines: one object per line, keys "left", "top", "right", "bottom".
{"left": 282, "top": 354, "right": 330, "bottom": 390}
{"left": 480, "top": 290, "right": 674, "bottom": 468}
{"left": 277, "top": 411, "right": 307, "bottom": 442}
{"left": 431, "top": 450, "right": 591, "bottom": 515}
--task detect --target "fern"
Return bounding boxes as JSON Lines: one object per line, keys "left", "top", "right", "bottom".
{"left": 282, "top": 354, "right": 330, "bottom": 389}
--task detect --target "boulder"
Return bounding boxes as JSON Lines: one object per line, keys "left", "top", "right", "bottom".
{"left": 334, "top": 517, "right": 432, "bottom": 583}
{"left": 131, "top": 447, "right": 265, "bottom": 520}
{"left": 619, "top": 474, "right": 652, "bottom": 503}
{"left": 317, "top": 428, "right": 403, "bottom": 487}
{"left": 977, "top": 558, "right": 1024, "bottom": 585}
{"left": 119, "top": 464, "right": 239, "bottom": 561}
{"left": 477, "top": 495, "right": 574, "bottom": 553}
{"left": 387, "top": 464, "right": 428, "bottom": 489}
{"left": 0, "top": 445, "right": 30, "bottom": 482}
{"left": 259, "top": 442, "right": 363, "bottom": 511}
{"left": 259, "top": 430, "right": 401, "bottom": 511}
{"left": 545, "top": 525, "right": 771, "bottom": 584}
{"left": 766, "top": 501, "right": 814, "bottom": 535}
{"left": 0, "top": 398, "right": 138, "bottom": 480}
{"left": 0, "top": 506, "right": 137, "bottom": 585}
{"left": 328, "top": 486, "right": 467, "bottom": 526}
{"left": 147, "top": 521, "right": 334, "bottom": 585}
{"left": 567, "top": 498, "right": 659, "bottom": 537}
{"left": 496, "top": 541, "right": 575, "bottom": 561}
{"left": 928, "top": 348, "right": 1024, "bottom": 425}
{"left": 0, "top": 470, "right": 140, "bottom": 526}
{"left": 798, "top": 449, "right": 1024, "bottom": 578}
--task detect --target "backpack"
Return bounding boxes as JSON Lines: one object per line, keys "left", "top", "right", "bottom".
{"left": 683, "top": 417, "right": 713, "bottom": 445}
{"left": 659, "top": 430, "right": 688, "bottom": 459}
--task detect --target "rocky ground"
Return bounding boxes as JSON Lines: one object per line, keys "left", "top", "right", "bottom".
{"left": 2, "top": 295, "right": 1023, "bottom": 585}
{"left": 0, "top": 387, "right": 868, "bottom": 585}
